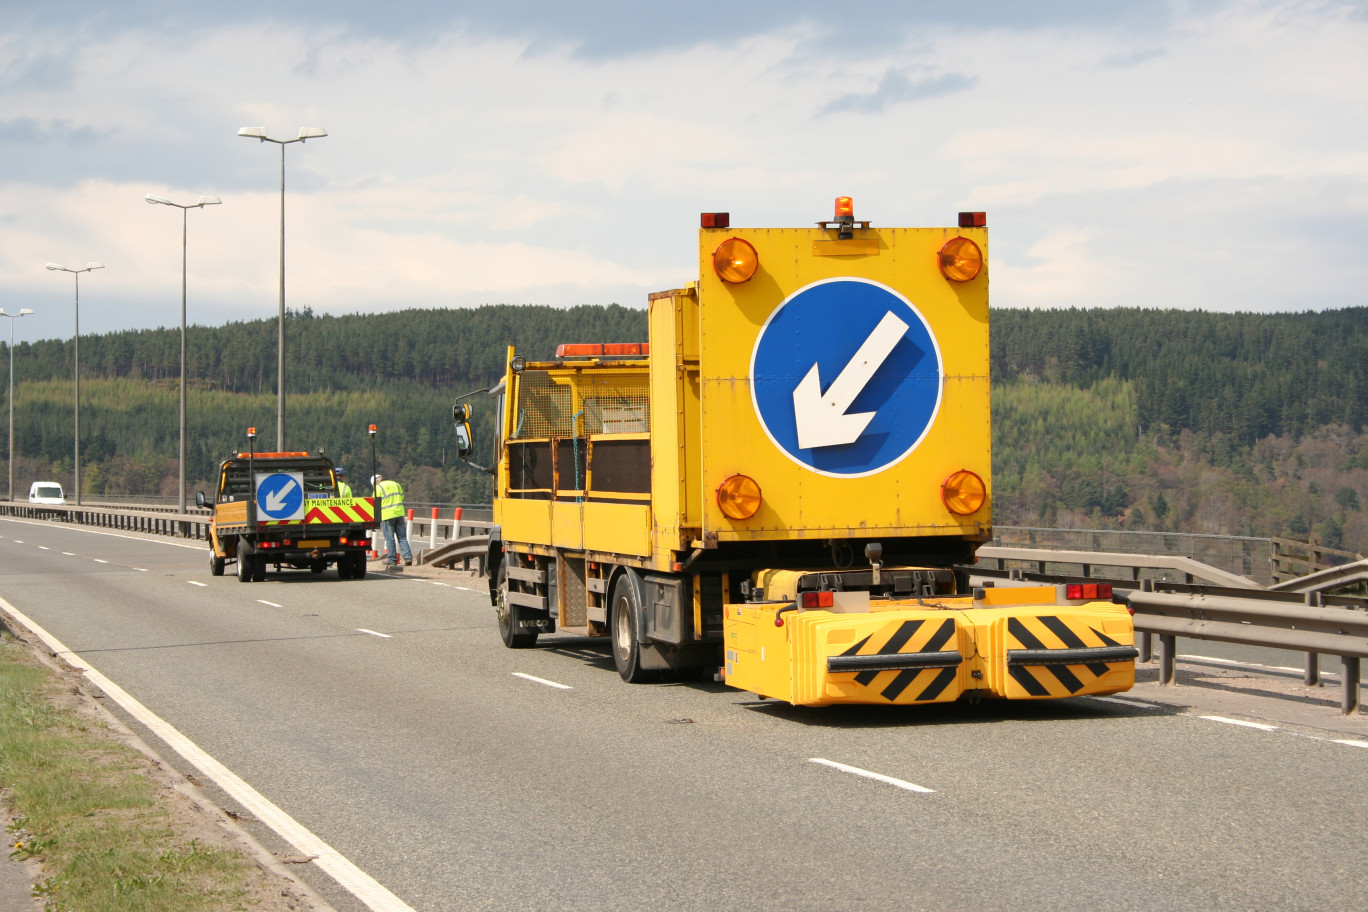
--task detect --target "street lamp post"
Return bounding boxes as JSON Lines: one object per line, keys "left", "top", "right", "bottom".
{"left": 236, "top": 125, "right": 327, "bottom": 452}
{"left": 45, "top": 261, "right": 104, "bottom": 506}
{"left": 145, "top": 193, "right": 221, "bottom": 512}
{"left": 0, "top": 307, "right": 35, "bottom": 502}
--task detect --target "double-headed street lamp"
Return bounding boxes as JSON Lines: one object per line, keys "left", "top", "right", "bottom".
{"left": 145, "top": 193, "right": 221, "bottom": 512}
{"left": 236, "top": 125, "right": 327, "bottom": 452}
{"left": 1, "top": 307, "right": 35, "bottom": 502}
{"left": 45, "top": 261, "right": 104, "bottom": 506}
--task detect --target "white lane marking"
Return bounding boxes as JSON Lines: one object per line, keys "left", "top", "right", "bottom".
{"left": 93, "top": 559, "right": 108, "bottom": 564}
{"left": 187, "top": 581, "right": 208, "bottom": 588}
{"left": 257, "top": 600, "right": 282, "bottom": 608}
{"left": 356, "top": 629, "right": 392, "bottom": 639}
{"left": 809, "top": 758, "right": 935, "bottom": 794}
{"left": 1182, "top": 654, "right": 1303, "bottom": 674}
{"left": 454, "top": 586, "right": 484, "bottom": 593}
{"left": 37, "top": 546, "right": 49, "bottom": 550}
{"left": 62, "top": 552, "right": 75, "bottom": 556}
{"left": 0, "top": 517, "right": 204, "bottom": 550}
{"left": 0, "top": 596, "right": 419, "bottom": 912}
{"left": 512, "top": 672, "right": 572, "bottom": 690}
{"left": 1333, "top": 739, "right": 1368, "bottom": 749}
{"left": 1091, "top": 695, "right": 1162, "bottom": 709}
{"left": 12, "top": 540, "right": 23, "bottom": 543}
{"left": 1201, "top": 715, "right": 1278, "bottom": 731}
{"left": 133, "top": 568, "right": 147, "bottom": 572}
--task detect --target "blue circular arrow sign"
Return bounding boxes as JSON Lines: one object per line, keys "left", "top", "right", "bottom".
{"left": 750, "top": 278, "right": 943, "bottom": 477}
{"left": 255, "top": 471, "right": 304, "bottom": 521}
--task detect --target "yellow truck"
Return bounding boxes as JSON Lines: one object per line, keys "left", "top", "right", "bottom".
{"left": 197, "top": 435, "right": 376, "bottom": 582}
{"left": 459, "top": 200, "right": 1137, "bottom": 705}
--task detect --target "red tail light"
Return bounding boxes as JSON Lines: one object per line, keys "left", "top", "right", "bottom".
{"left": 1066, "top": 583, "right": 1113, "bottom": 600}
{"left": 800, "top": 591, "right": 835, "bottom": 609}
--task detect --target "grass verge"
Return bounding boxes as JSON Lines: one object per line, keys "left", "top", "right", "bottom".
{"left": 0, "top": 625, "right": 263, "bottom": 912}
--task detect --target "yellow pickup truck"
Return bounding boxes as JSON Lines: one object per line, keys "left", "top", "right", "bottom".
{"left": 197, "top": 447, "right": 376, "bottom": 582}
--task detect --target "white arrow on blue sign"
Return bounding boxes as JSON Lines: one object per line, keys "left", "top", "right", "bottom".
{"left": 254, "top": 471, "right": 305, "bottom": 521}
{"left": 749, "top": 278, "right": 943, "bottom": 478}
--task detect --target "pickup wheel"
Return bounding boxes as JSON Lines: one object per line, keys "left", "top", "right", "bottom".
{"left": 496, "top": 560, "right": 538, "bottom": 649}
{"left": 610, "top": 574, "right": 655, "bottom": 683}
{"left": 209, "top": 551, "right": 225, "bottom": 576}
{"left": 236, "top": 545, "right": 253, "bottom": 583}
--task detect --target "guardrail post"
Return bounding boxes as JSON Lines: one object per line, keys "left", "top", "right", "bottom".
{"left": 1158, "top": 634, "right": 1176, "bottom": 686}
{"left": 1137, "top": 632, "right": 1152, "bottom": 663}
{"left": 1304, "top": 593, "right": 1323, "bottom": 685}
{"left": 1343, "top": 658, "right": 1361, "bottom": 715}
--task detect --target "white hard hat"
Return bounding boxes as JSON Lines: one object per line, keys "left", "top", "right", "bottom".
{"left": 371, "top": 474, "right": 381, "bottom": 485}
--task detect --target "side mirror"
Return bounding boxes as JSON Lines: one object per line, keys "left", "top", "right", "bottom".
{"left": 195, "top": 491, "right": 207, "bottom": 509}
{"left": 455, "top": 421, "right": 473, "bottom": 459}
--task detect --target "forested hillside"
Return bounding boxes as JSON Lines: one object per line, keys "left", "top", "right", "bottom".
{"left": 2, "top": 304, "right": 1365, "bottom": 552}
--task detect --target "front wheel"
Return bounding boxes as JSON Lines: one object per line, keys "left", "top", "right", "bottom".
{"left": 496, "top": 560, "right": 538, "bottom": 648}
{"left": 610, "top": 574, "right": 655, "bottom": 683}
{"left": 209, "top": 551, "right": 225, "bottom": 576}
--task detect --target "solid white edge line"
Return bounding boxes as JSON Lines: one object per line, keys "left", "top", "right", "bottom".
{"left": 1090, "top": 695, "right": 1162, "bottom": 709}
{"left": 1181, "top": 654, "right": 1304, "bottom": 674}
{"left": 511, "top": 672, "right": 572, "bottom": 690}
{"left": 0, "top": 516, "right": 205, "bottom": 550}
{"left": 356, "top": 629, "right": 393, "bottom": 639}
{"left": 1201, "top": 715, "right": 1278, "bottom": 731}
{"left": 0, "top": 596, "right": 418, "bottom": 912}
{"left": 809, "top": 758, "right": 935, "bottom": 794}
{"left": 1333, "top": 739, "right": 1368, "bottom": 749}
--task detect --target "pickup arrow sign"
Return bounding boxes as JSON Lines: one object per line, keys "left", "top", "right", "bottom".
{"left": 792, "top": 311, "right": 909, "bottom": 449}
{"left": 265, "top": 478, "right": 298, "bottom": 512}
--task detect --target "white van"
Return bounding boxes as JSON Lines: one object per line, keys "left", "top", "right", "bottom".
{"left": 28, "top": 481, "right": 65, "bottom": 504}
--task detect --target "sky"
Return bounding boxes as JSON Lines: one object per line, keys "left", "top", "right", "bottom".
{"left": 0, "top": 0, "right": 1365, "bottom": 343}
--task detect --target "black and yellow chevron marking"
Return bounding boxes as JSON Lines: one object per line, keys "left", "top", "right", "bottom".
{"left": 1005, "top": 617, "right": 1138, "bottom": 696}
{"left": 828, "top": 618, "right": 962, "bottom": 703}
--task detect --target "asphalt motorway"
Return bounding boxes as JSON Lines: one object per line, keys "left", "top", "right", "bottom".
{"left": 2, "top": 517, "right": 1366, "bottom": 912}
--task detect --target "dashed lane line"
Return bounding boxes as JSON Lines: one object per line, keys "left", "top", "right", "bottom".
{"left": 187, "top": 581, "right": 208, "bottom": 588}
{"left": 1333, "top": 739, "right": 1368, "bottom": 749}
{"left": 1090, "top": 695, "right": 1162, "bottom": 710}
{"left": 257, "top": 600, "right": 282, "bottom": 608}
{"left": 1201, "top": 715, "right": 1279, "bottom": 732}
{"left": 356, "top": 629, "right": 393, "bottom": 639}
{"left": 512, "top": 672, "right": 572, "bottom": 690}
{"left": 809, "top": 758, "right": 935, "bottom": 794}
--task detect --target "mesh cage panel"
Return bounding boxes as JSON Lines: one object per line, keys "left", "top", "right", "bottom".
{"left": 511, "top": 369, "right": 650, "bottom": 439}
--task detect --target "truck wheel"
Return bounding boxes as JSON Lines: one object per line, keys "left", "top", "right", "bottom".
{"left": 351, "top": 553, "right": 368, "bottom": 580}
{"left": 496, "top": 560, "right": 538, "bottom": 649}
{"left": 337, "top": 557, "right": 353, "bottom": 580}
{"left": 209, "top": 552, "right": 225, "bottom": 576}
{"left": 310, "top": 561, "right": 326, "bottom": 574}
{"left": 252, "top": 555, "right": 267, "bottom": 582}
{"left": 236, "top": 547, "right": 253, "bottom": 583}
{"left": 610, "top": 574, "right": 655, "bottom": 683}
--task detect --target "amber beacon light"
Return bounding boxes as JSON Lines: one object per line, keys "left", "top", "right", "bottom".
{"left": 713, "top": 237, "right": 759, "bottom": 284}
{"left": 717, "top": 474, "right": 762, "bottom": 520}
{"left": 937, "top": 236, "right": 983, "bottom": 282}
{"left": 941, "top": 469, "right": 986, "bottom": 515}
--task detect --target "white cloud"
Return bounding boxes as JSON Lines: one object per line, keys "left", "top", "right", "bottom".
{"left": 0, "top": 0, "right": 1364, "bottom": 344}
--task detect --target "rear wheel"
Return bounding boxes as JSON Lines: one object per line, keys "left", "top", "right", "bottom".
{"left": 209, "top": 551, "right": 225, "bottom": 576}
{"left": 252, "top": 555, "right": 267, "bottom": 582}
{"left": 310, "top": 561, "right": 326, "bottom": 574}
{"left": 610, "top": 574, "right": 654, "bottom": 683}
{"left": 350, "top": 552, "right": 367, "bottom": 580}
{"left": 337, "top": 557, "right": 353, "bottom": 580}
{"left": 236, "top": 543, "right": 253, "bottom": 583}
{"left": 496, "top": 560, "right": 538, "bottom": 648}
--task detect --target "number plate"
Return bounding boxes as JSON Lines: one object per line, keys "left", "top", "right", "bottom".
{"left": 297, "top": 539, "right": 330, "bottom": 548}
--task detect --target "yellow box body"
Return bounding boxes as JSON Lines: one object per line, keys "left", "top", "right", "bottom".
{"left": 495, "top": 222, "right": 992, "bottom": 569}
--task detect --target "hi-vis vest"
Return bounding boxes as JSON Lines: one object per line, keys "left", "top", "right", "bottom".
{"left": 337, "top": 481, "right": 353, "bottom": 498}
{"left": 376, "top": 479, "right": 405, "bottom": 520}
